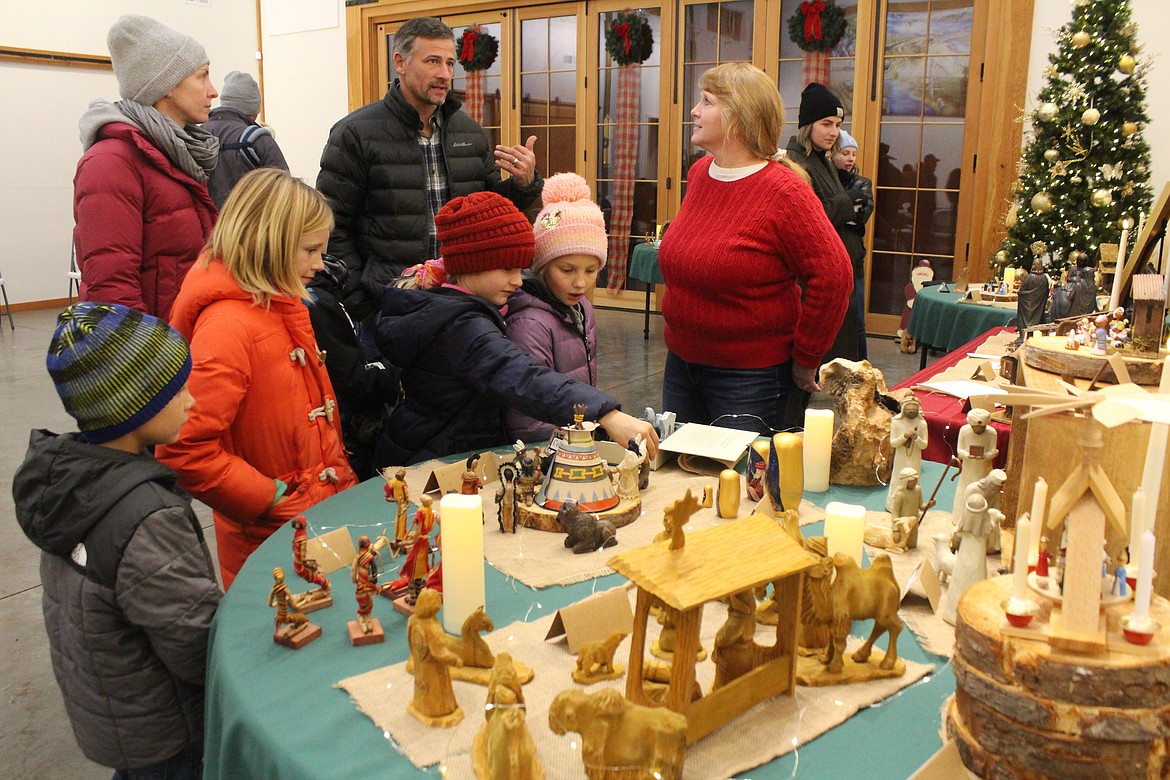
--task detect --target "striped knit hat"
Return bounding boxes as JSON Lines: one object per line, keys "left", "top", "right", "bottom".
{"left": 47, "top": 303, "right": 192, "bottom": 443}
{"left": 436, "top": 191, "right": 535, "bottom": 276}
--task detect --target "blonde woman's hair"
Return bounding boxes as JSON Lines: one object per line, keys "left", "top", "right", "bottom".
{"left": 795, "top": 124, "right": 841, "bottom": 159}
{"left": 208, "top": 168, "right": 334, "bottom": 304}
{"left": 698, "top": 62, "right": 807, "bottom": 182}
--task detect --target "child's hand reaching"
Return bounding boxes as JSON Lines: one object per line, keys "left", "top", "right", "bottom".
{"left": 599, "top": 411, "right": 660, "bottom": 459}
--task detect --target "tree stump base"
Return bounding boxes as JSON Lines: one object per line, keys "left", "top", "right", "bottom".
{"left": 515, "top": 496, "right": 641, "bottom": 532}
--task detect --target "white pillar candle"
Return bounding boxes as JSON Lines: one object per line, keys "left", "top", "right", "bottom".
{"left": 1130, "top": 489, "right": 1147, "bottom": 570}
{"left": 1013, "top": 516, "right": 1032, "bottom": 602}
{"left": 1028, "top": 477, "right": 1047, "bottom": 563}
{"left": 1109, "top": 222, "right": 1131, "bottom": 311}
{"left": 824, "top": 501, "right": 866, "bottom": 567}
{"left": 1139, "top": 358, "right": 1170, "bottom": 540}
{"left": 1133, "top": 530, "right": 1156, "bottom": 627}
{"left": 439, "top": 493, "right": 485, "bottom": 635}
{"left": 1002, "top": 267, "right": 1016, "bottom": 289}
{"left": 803, "top": 408, "right": 834, "bottom": 492}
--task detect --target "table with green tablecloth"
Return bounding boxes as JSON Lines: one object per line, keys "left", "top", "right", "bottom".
{"left": 906, "top": 285, "right": 1017, "bottom": 369}
{"left": 204, "top": 458, "right": 958, "bottom": 779}
{"left": 629, "top": 242, "right": 663, "bottom": 339}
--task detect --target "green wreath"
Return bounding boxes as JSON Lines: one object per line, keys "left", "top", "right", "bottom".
{"left": 605, "top": 11, "right": 654, "bottom": 67}
{"left": 786, "top": 1, "right": 847, "bottom": 54}
{"left": 458, "top": 26, "right": 498, "bottom": 72}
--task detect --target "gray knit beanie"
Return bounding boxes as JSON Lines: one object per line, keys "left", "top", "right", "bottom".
{"left": 108, "top": 14, "right": 209, "bottom": 107}
{"left": 219, "top": 71, "right": 261, "bottom": 115}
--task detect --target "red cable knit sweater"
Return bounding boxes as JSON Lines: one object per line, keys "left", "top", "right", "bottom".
{"left": 658, "top": 156, "right": 853, "bottom": 369}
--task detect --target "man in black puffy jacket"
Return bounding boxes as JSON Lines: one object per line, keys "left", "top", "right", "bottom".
{"left": 316, "top": 16, "right": 543, "bottom": 320}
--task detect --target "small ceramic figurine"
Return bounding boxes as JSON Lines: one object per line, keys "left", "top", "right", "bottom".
{"left": 1090, "top": 313, "right": 1110, "bottom": 355}
{"left": 950, "top": 409, "right": 998, "bottom": 521}
{"left": 558, "top": 499, "right": 617, "bottom": 554}
{"left": 548, "top": 688, "right": 688, "bottom": 780}
{"left": 473, "top": 653, "right": 543, "bottom": 780}
{"left": 462, "top": 455, "right": 484, "bottom": 496}
{"left": 407, "top": 588, "right": 464, "bottom": 727}
{"left": 268, "top": 567, "right": 319, "bottom": 647}
{"left": 942, "top": 494, "right": 1001, "bottom": 625}
{"left": 515, "top": 455, "right": 542, "bottom": 507}
{"left": 349, "top": 533, "right": 390, "bottom": 643}
{"left": 495, "top": 463, "right": 517, "bottom": 533}
{"left": 885, "top": 398, "right": 927, "bottom": 513}
{"left": 613, "top": 438, "right": 646, "bottom": 500}
{"left": 572, "top": 631, "right": 628, "bottom": 684}
{"left": 290, "top": 516, "right": 332, "bottom": 611}
{"left": 962, "top": 468, "right": 1006, "bottom": 554}
{"left": 383, "top": 467, "right": 410, "bottom": 546}
{"left": 887, "top": 467, "right": 933, "bottom": 549}
{"left": 712, "top": 588, "right": 757, "bottom": 689}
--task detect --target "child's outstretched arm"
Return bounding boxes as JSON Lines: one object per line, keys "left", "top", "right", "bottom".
{"left": 599, "top": 410, "right": 659, "bottom": 459}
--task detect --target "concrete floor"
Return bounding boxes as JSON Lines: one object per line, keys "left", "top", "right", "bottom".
{"left": 0, "top": 304, "right": 919, "bottom": 778}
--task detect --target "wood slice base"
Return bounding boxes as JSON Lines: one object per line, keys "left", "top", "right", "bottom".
{"left": 274, "top": 621, "right": 321, "bottom": 649}
{"left": 1022, "top": 335, "right": 1163, "bottom": 385}
{"left": 347, "top": 618, "right": 385, "bottom": 646}
{"left": 291, "top": 591, "right": 332, "bottom": 614}
{"left": 948, "top": 576, "right": 1170, "bottom": 778}
{"left": 794, "top": 648, "right": 905, "bottom": 687}
{"left": 515, "top": 496, "right": 642, "bottom": 532}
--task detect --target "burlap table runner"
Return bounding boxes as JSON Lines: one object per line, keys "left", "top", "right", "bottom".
{"left": 400, "top": 457, "right": 824, "bottom": 589}
{"left": 336, "top": 586, "right": 933, "bottom": 778}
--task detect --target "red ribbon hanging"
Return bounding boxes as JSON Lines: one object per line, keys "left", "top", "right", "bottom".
{"left": 614, "top": 21, "right": 632, "bottom": 55}
{"left": 801, "top": 0, "right": 826, "bottom": 43}
{"left": 460, "top": 29, "right": 479, "bottom": 61}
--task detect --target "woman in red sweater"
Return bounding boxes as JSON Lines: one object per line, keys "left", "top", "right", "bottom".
{"left": 657, "top": 62, "right": 853, "bottom": 434}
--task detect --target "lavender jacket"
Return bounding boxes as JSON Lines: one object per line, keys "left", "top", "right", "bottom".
{"left": 504, "top": 281, "right": 598, "bottom": 443}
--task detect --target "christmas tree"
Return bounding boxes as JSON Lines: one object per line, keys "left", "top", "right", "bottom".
{"left": 996, "top": 0, "right": 1151, "bottom": 278}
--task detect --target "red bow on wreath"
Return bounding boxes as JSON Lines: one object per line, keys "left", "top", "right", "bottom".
{"left": 801, "top": 0, "right": 826, "bottom": 43}
{"left": 460, "top": 29, "right": 479, "bottom": 60}
{"left": 614, "top": 21, "right": 632, "bottom": 55}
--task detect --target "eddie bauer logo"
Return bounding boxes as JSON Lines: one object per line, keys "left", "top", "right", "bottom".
{"left": 452, "top": 142, "right": 473, "bottom": 148}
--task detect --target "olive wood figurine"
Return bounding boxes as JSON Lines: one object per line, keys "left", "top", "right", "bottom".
{"left": 572, "top": 631, "right": 628, "bottom": 684}
{"left": 472, "top": 653, "right": 544, "bottom": 780}
{"left": 548, "top": 688, "right": 687, "bottom": 780}
{"left": 407, "top": 588, "right": 464, "bottom": 727}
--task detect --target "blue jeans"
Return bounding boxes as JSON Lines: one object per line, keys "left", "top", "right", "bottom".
{"left": 112, "top": 746, "right": 202, "bottom": 780}
{"left": 662, "top": 352, "right": 794, "bottom": 435}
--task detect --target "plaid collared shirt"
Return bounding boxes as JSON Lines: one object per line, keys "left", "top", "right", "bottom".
{"left": 418, "top": 113, "right": 450, "bottom": 261}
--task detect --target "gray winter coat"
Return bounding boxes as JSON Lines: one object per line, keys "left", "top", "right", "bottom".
{"left": 316, "top": 83, "right": 544, "bottom": 318}
{"left": 12, "top": 430, "right": 220, "bottom": 770}
{"left": 202, "top": 106, "right": 289, "bottom": 208}
{"left": 504, "top": 279, "right": 598, "bottom": 443}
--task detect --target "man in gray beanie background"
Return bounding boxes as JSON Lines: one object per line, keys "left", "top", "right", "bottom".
{"left": 202, "top": 70, "right": 289, "bottom": 209}
{"left": 74, "top": 14, "right": 219, "bottom": 321}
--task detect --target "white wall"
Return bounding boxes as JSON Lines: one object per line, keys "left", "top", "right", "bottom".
{"left": 4, "top": 1, "right": 1170, "bottom": 305}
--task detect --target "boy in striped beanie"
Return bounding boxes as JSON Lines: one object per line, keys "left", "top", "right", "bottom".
{"left": 13, "top": 302, "right": 220, "bottom": 776}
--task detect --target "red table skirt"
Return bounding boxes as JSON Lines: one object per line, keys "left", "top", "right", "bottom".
{"left": 891, "top": 326, "right": 1012, "bottom": 470}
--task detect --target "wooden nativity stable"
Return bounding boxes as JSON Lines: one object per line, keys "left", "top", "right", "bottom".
{"left": 608, "top": 514, "right": 818, "bottom": 745}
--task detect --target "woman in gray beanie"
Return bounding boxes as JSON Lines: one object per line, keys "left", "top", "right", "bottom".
{"left": 74, "top": 14, "right": 220, "bottom": 321}
{"left": 202, "top": 70, "right": 289, "bottom": 208}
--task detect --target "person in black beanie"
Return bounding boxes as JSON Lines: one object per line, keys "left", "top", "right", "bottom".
{"left": 784, "top": 82, "right": 862, "bottom": 425}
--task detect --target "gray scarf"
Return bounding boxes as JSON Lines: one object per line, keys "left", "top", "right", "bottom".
{"left": 80, "top": 99, "right": 218, "bottom": 182}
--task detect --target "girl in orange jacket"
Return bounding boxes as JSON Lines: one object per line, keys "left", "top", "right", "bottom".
{"left": 158, "top": 168, "right": 358, "bottom": 588}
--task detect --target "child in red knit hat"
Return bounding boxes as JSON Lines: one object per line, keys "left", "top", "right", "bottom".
{"left": 504, "top": 173, "right": 608, "bottom": 443}
{"left": 374, "top": 191, "right": 658, "bottom": 466}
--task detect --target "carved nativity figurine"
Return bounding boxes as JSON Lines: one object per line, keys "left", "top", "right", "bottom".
{"left": 950, "top": 409, "right": 998, "bottom": 521}
{"left": 942, "top": 493, "right": 1001, "bottom": 625}
{"left": 472, "top": 653, "right": 543, "bottom": 780}
{"left": 383, "top": 467, "right": 410, "bottom": 548}
{"left": 268, "top": 567, "right": 320, "bottom": 648}
{"left": 349, "top": 532, "right": 390, "bottom": 644}
{"left": 549, "top": 688, "right": 688, "bottom": 780}
{"left": 885, "top": 397, "right": 927, "bottom": 513}
{"left": 407, "top": 588, "right": 464, "bottom": 727}
{"left": 572, "top": 631, "right": 628, "bottom": 684}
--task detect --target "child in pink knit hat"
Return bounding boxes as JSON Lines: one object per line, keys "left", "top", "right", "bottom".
{"left": 504, "top": 173, "right": 608, "bottom": 444}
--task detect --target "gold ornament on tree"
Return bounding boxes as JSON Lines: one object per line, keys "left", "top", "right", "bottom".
{"left": 1030, "top": 191, "right": 1054, "bottom": 213}
{"left": 1043, "top": 149, "right": 1060, "bottom": 162}
{"left": 1091, "top": 188, "right": 1113, "bottom": 208}
{"left": 1036, "top": 102, "right": 1059, "bottom": 122}
{"left": 1081, "top": 107, "right": 1101, "bottom": 126}
{"left": 1122, "top": 121, "right": 1139, "bottom": 137}
{"left": 1071, "top": 31, "right": 1091, "bottom": 49}
{"left": 1118, "top": 54, "right": 1136, "bottom": 75}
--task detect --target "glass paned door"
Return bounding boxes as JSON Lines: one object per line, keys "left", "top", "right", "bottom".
{"left": 520, "top": 13, "right": 580, "bottom": 194}
{"left": 869, "top": 0, "right": 974, "bottom": 317}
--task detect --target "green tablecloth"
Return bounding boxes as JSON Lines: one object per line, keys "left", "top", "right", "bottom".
{"left": 629, "top": 242, "right": 664, "bottom": 285}
{"left": 205, "top": 461, "right": 957, "bottom": 779}
{"left": 907, "top": 285, "right": 1017, "bottom": 353}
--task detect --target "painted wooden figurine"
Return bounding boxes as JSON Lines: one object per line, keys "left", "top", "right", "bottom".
{"left": 290, "top": 516, "right": 332, "bottom": 611}
{"left": 549, "top": 688, "right": 687, "bottom": 780}
{"left": 572, "top": 631, "right": 628, "bottom": 684}
{"left": 394, "top": 494, "right": 437, "bottom": 606}
{"left": 462, "top": 455, "right": 484, "bottom": 495}
{"left": 942, "top": 494, "right": 1000, "bottom": 625}
{"left": 950, "top": 409, "right": 998, "bottom": 521}
{"left": 495, "top": 462, "right": 517, "bottom": 533}
{"left": 885, "top": 397, "right": 927, "bottom": 513}
{"left": 472, "top": 653, "right": 543, "bottom": 780}
{"left": 383, "top": 467, "right": 410, "bottom": 546}
{"left": 349, "top": 533, "right": 390, "bottom": 644}
{"left": 407, "top": 587, "right": 464, "bottom": 726}
{"left": 268, "top": 567, "right": 320, "bottom": 648}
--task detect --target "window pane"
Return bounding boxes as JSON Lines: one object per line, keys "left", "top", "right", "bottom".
{"left": 522, "top": 18, "right": 548, "bottom": 72}
{"left": 522, "top": 74, "right": 548, "bottom": 125}
{"left": 885, "top": 3, "right": 930, "bottom": 55}
{"left": 718, "top": 1, "right": 753, "bottom": 62}
{"left": 878, "top": 123, "right": 921, "bottom": 186}
{"left": 924, "top": 56, "right": 969, "bottom": 117}
{"left": 928, "top": 2, "right": 975, "bottom": 56}
{"left": 549, "top": 72, "right": 577, "bottom": 125}
{"left": 873, "top": 188, "right": 914, "bottom": 253}
{"left": 883, "top": 55, "right": 926, "bottom": 118}
{"left": 549, "top": 16, "right": 577, "bottom": 65}
{"left": 919, "top": 123, "right": 964, "bottom": 190}
{"left": 828, "top": 58, "right": 856, "bottom": 112}
{"left": 686, "top": 5, "right": 719, "bottom": 63}
{"left": 548, "top": 125, "right": 576, "bottom": 176}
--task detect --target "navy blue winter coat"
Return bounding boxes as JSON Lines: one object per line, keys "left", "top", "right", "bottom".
{"left": 374, "top": 286, "right": 620, "bottom": 466}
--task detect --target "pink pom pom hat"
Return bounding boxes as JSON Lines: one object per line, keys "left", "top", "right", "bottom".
{"left": 531, "top": 172, "right": 608, "bottom": 274}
